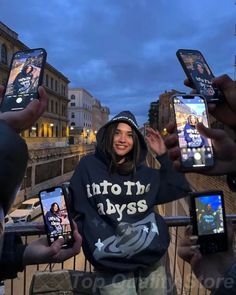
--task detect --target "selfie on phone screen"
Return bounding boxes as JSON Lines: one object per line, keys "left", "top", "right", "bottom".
{"left": 2, "top": 48, "right": 46, "bottom": 112}
{"left": 39, "top": 187, "right": 73, "bottom": 246}
{"left": 172, "top": 95, "right": 214, "bottom": 170}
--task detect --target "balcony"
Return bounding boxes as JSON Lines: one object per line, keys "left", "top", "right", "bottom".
{"left": 3, "top": 215, "right": 236, "bottom": 295}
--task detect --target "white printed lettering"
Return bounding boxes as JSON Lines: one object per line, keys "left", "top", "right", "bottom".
{"left": 136, "top": 181, "right": 145, "bottom": 195}
{"left": 92, "top": 183, "right": 102, "bottom": 196}
{"left": 127, "top": 202, "right": 137, "bottom": 214}
{"left": 137, "top": 200, "right": 148, "bottom": 212}
{"left": 111, "top": 184, "right": 122, "bottom": 195}
{"left": 86, "top": 184, "right": 92, "bottom": 198}
{"left": 100, "top": 180, "right": 112, "bottom": 194}
{"left": 124, "top": 181, "right": 135, "bottom": 195}
{"left": 115, "top": 204, "right": 127, "bottom": 221}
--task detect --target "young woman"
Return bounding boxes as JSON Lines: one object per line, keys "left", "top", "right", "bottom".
{"left": 69, "top": 111, "right": 190, "bottom": 294}
{"left": 45, "top": 202, "right": 63, "bottom": 237}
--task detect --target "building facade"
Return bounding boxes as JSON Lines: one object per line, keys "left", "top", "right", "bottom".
{"left": 68, "top": 88, "right": 110, "bottom": 143}
{"left": 0, "top": 22, "right": 77, "bottom": 203}
{"left": 0, "top": 21, "right": 70, "bottom": 150}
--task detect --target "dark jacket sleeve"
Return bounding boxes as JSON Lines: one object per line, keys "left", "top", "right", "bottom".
{"left": 0, "top": 120, "right": 28, "bottom": 215}
{"left": 156, "top": 153, "right": 191, "bottom": 204}
{"left": 0, "top": 232, "right": 27, "bottom": 281}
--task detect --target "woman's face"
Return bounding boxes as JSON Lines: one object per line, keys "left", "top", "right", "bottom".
{"left": 113, "top": 123, "right": 134, "bottom": 159}
{"left": 53, "top": 203, "right": 59, "bottom": 212}
{"left": 197, "top": 63, "right": 204, "bottom": 74}
{"left": 189, "top": 115, "right": 198, "bottom": 125}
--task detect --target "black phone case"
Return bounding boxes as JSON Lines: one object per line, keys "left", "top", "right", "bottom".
{"left": 39, "top": 186, "right": 74, "bottom": 248}
{"left": 171, "top": 94, "right": 215, "bottom": 172}
{"left": 1, "top": 48, "right": 47, "bottom": 112}
{"left": 176, "top": 49, "right": 224, "bottom": 104}
{"left": 189, "top": 190, "right": 228, "bottom": 254}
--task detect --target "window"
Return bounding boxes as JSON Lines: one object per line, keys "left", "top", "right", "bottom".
{"left": 55, "top": 80, "right": 58, "bottom": 92}
{"left": 62, "top": 126, "right": 66, "bottom": 137}
{"left": 71, "top": 94, "right": 75, "bottom": 100}
{"left": 46, "top": 74, "right": 49, "bottom": 87}
{"left": 1, "top": 44, "right": 7, "bottom": 64}
{"left": 41, "top": 124, "right": 44, "bottom": 137}
{"left": 71, "top": 112, "right": 75, "bottom": 118}
{"left": 55, "top": 102, "right": 58, "bottom": 114}
{"left": 61, "top": 84, "right": 65, "bottom": 96}
{"left": 35, "top": 123, "right": 39, "bottom": 137}
{"left": 51, "top": 77, "right": 54, "bottom": 90}
{"left": 51, "top": 126, "right": 54, "bottom": 137}
{"left": 51, "top": 100, "right": 54, "bottom": 113}
{"left": 70, "top": 102, "right": 76, "bottom": 107}
{"left": 62, "top": 104, "right": 66, "bottom": 116}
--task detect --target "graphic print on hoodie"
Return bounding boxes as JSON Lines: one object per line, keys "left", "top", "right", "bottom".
{"left": 70, "top": 111, "right": 190, "bottom": 272}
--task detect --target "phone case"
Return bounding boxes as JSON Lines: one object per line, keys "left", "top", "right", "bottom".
{"left": 1, "top": 48, "right": 47, "bottom": 112}
{"left": 176, "top": 49, "right": 223, "bottom": 104}
{"left": 189, "top": 190, "right": 228, "bottom": 254}
{"left": 171, "top": 94, "right": 215, "bottom": 172}
{"left": 39, "top": 186, "right": 74, "bottom": 247}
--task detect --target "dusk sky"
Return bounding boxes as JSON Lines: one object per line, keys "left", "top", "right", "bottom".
{"left": 1, "top": 1, "right": 235, "bottom": 126}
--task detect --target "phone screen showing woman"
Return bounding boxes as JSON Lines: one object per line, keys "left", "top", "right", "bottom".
{"left": 172, "top": 94, "right": 214, "bottom": 170}
{"left": 39, "top": 186, "right": 74, "bottom": 247}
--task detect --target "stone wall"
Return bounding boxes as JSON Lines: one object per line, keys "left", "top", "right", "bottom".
{"left": 15, "top": 144, "right": 95, "bottom": 206}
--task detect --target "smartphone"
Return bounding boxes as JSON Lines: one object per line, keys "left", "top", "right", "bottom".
{"left": 39, "top": 186, "right": 74, "bottom": 247}
{"left": 171, "top": 94, "right": 214, "bottom": 171}
{"left": 176, "top": 49, "right": 224, "bottom": 103}
{"left": 1, "top": 48, "right": 47, "bottom": 112}
{"left": 189, "top": 190, "right": 228, "bottom": 254}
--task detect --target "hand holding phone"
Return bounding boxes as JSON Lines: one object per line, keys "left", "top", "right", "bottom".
{"left": 171, "top": 94, "right": 214, "bottom": 172}
{"left": 39, "top": 186, "right": 74, "bottom": 248}
{"left": 1, "top": 48, "right": 47, "bottom": 112}
{"left": 189, "top": 190, "right": 228, "bottom": 254}
{"left": 176, "top": 49, "right": 224, "bottom": 103}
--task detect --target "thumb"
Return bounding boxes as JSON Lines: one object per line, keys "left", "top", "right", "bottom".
{"left": 49, "top": 236, "right": 65, "bottom": 254}
{"left": 196, "top": 123, "right": 226, "bottom": 141}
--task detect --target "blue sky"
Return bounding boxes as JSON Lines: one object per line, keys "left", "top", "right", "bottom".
{"left": 0, "top": 0, "right": 235, "bottom": 126}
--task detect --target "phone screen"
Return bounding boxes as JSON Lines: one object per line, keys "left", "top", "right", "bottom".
{"left": 190, "top": 191, "right": 228, "bottom": 254}
{"left": 176, "top": 49, "right": 221, "bottom": 103}
{"left": 194, "top": 194, "right": 225, "bottom": 236}
{"left": 39, "top": 186, "right": 74, "bottom": 246}
{"left": 1, "top": 48, "right": 47, "bottom": 112}
{"left": 172, "top": 95, "right": 214, "bottom": 170}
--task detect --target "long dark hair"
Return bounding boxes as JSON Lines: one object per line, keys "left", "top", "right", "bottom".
{"left": 50, "top": 202, "right": 60, "bottom": 214}
{"left": 101, "top": 122, "right": 141, "bottom": 175}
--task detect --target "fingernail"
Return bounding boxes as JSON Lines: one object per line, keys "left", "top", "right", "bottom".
{"left": 190, "top": 245, "right": 200, "bottom": 251}
{"left": 190, "top": 235, "right": 198, "bottom": 241}
{"left": 186, "top": 225, "right": 193, "bottom": 231}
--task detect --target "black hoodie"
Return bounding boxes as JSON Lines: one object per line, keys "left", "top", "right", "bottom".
{"left": 69, "top": 111, "right": 190, "bottom": 272}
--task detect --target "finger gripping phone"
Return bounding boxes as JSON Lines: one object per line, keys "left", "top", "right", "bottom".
{"left": 171, "top": 94, "right": 214, "bottom": 172}
{"left": 1, "top": 48, "right": 47, "bottom": 112}
{"left": 176, "top": 49, "right": 224, "bottom": 103}
{"left": 189, "top": 190, "right": 228, "bottom": 254}
{"left": 39, "top": 186, "right": 74, "bottom": 248}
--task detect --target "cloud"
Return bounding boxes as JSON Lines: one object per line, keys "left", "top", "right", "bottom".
{"left": 0, "top": 0, "right": 235, "bottom": 125}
